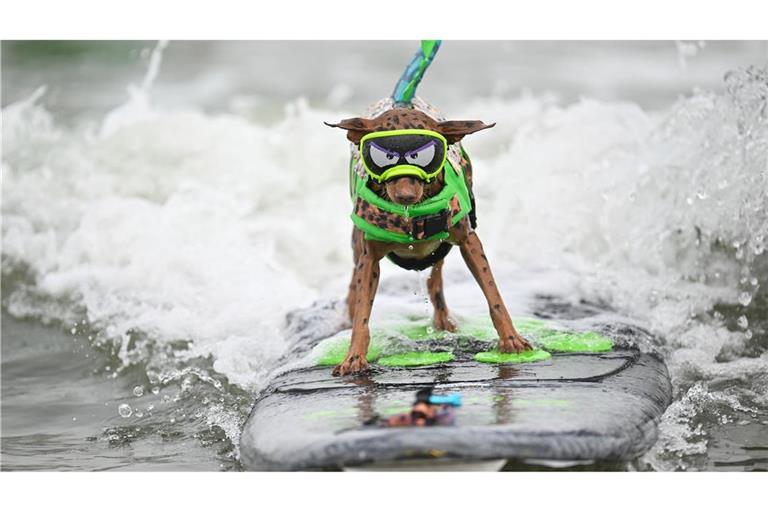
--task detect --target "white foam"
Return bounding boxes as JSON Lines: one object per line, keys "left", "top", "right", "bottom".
{"left": 3, "top": 91, "right": 356, "bottom": 389}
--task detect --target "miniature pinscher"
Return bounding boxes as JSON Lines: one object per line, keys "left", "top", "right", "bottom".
{"left": 325, "top": 42, "right": 531, "bottom": 376}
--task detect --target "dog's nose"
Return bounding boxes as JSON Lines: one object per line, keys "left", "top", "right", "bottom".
{"left": 394, "top": 191, "right": 420, "bottom": 205}
{"left": 386, "top": 176, "right": 424, "bottom": 205}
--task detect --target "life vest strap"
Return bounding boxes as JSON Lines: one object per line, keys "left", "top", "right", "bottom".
{"left": 352, "top": 193, "right": 461, "bottom": 242}
{"left": 350, "top": 157, "right": 471, "bottom": 244}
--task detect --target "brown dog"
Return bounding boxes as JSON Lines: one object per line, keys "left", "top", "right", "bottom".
{"left": 327, "top": 100, "right": 532, "bottom": 376}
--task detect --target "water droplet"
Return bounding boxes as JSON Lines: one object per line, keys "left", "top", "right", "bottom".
{"left": 750, "top": 277, "right": 758, "bottom": 286}
{"left": 170, "top": 418, "right": 176, "bottom": 424}
{"left": 133, "top": 385, "right": 144, "bottom": 397}
{"left": 135, "top": 410, "right": 144, "bottom": 418}
{"left": 70, "top": 327, "right": 77, "bottom": 335}
{"left": 745, "top": 329, "right": 753, "bottom": 340}
{"left": 72, "top": 417, "right": 77, "bottom": 421}
{"left": 151, "top": 387, "right": 160, "bottom": 395}
{"left": 408, "top": 245, "right": 414, "bottom": 251}
{"left": 738, "top": 292, "right": 752, "bottom": 306}
{"left": 737, "top": 315, "right": 749, "bottom": 329}
{"left": 686, "top": 197, "right": 693, "bottom": 205}
{"left": 118, "top": 404, "right": 132, "bottom": 418}
{"left": 162, "top": 395, "right": 171, "bottom": 403}
{"left": 147, "top": 404, "right": 155, "bottom": 411}
{"left": 696, "top": 191, "right": 708, "bottom": 200}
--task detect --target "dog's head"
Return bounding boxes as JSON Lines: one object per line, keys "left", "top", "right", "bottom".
{"left": 326, "top": 108, "right": 494, "bottom": 206}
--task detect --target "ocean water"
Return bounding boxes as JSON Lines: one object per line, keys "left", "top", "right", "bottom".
{"left": 2, "top": 41, "right": 767, "bottom": 471}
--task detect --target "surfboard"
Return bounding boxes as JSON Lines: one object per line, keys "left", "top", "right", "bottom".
{"left": 239, "top": 318, "right": 672, "bottom": 471}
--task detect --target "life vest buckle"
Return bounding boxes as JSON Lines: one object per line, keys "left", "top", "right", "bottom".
{"left": 410, "top": 209, "right": 451, "bottom": 240}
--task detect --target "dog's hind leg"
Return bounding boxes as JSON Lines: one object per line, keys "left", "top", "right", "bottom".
{"left": 427, "top": 259, "right": 457, "bottom": 332}
{"left": 346, "top": 227, "right": 365, "bottom": 323}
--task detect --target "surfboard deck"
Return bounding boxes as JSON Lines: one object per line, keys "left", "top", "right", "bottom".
{"left": 240, "top": 347, "right": 672, "bottom": 471}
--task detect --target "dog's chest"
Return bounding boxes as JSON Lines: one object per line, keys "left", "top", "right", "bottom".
{"left": 388, "top": 239, "right": 444, "bottom": 260}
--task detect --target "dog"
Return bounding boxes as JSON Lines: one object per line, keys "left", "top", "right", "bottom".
{"left": 325, "top": 45, "right": 532, "bottom": 377}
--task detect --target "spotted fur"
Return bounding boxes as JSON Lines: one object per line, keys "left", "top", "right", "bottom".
{"left": 353, "top": 196, "right": 411, "bottom": 234}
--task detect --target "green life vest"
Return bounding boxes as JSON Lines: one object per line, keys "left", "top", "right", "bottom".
{"left": 349, "top": 157, "right": 473, "bottom": 244}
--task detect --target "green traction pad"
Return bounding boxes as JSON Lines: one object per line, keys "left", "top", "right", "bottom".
{"left": 378, "top": 351, "right": 455, "bottom": 367}
{"left": 539, "top": 331, "right": 613, "bottom": 353}
{"left": 474, "top": 349, "right": 552, "bottom": 364}
{"left": 314, "top": 317, "right": 612, "bottom": 367}
{"left": 316, "top": 338, "right": 384, "bottom": 366}
{"left": 396, "top": 316, "right": 554, "bottom": 342}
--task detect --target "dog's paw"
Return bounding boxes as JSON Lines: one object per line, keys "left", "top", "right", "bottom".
{"left": 433, "top": 313, "right": 458, "bottom": 333}
{"left": 497, "top": 334, "right": 533, "bottom": 353}
{"left": 332, "top": 354, "right": 370, "bottom": 376}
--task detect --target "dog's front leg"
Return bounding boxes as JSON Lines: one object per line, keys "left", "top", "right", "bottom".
{"left": 457, "top": 231, "right": 532, "bottom": 353}
{"left": 333, "top": 241, "right": 383, "bottom": 376}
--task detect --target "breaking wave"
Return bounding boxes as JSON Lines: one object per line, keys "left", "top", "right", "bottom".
{"left": 3, "top": 46, "right": 767, "bottom": 469}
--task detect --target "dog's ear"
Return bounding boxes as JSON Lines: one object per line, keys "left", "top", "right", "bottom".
{"left": 436, "top": 120, "right": 496, "bottom": 144}
{"left": 324, "top": 117, "right": 376, "bottom": 144}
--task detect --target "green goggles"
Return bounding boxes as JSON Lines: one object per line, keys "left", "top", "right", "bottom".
{"left": 359, "top": 129, "right": 448, "bottom": 183}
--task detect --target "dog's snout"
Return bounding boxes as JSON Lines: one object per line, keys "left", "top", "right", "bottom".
{"left": 385, "top": 177, "right": 424, "bottom": 206}
{"left": 395, "top": 190, "right": 419, "bottom": 204}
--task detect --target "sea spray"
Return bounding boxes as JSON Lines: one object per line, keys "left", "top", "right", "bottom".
{"left": 100, "top": 40, "right": 168, "bottom": 138}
